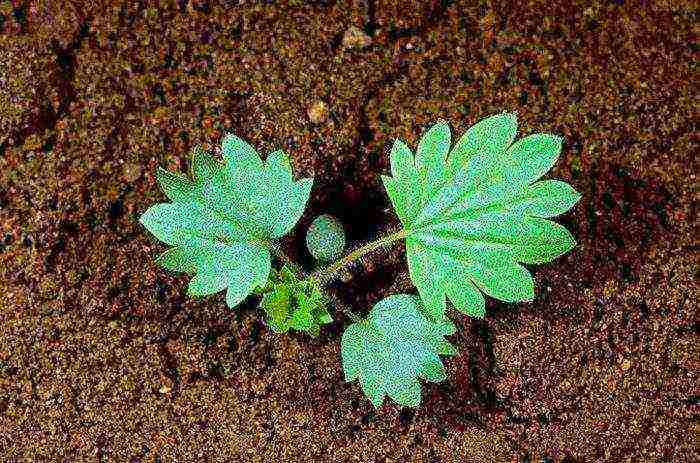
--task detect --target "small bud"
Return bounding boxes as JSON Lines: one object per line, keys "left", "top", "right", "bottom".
{"left": 306, "top": 214, "right": 346, "bottom": 262}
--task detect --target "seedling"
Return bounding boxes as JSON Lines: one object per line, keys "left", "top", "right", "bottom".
{"left": 140, "top": 112, "right": 581, "bottom": 408}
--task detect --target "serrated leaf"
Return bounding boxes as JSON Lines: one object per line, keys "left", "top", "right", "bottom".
{"left": 260, "top": 278, "right": 293, "bottom": 333}
{"left": 511, "top": 180, "right": 582, "bottom": 217}
{"left": 190, "top": 144, "right": 219, "bottom": 183}
{"left": 341, "top": 294, "right": 456, "bottom": 408}
{"left": 447, "top": 112, "right": 517, "bottom": 180}
{"left": 140, "top": 136, "right": 313, "bottom": 309}
{"left": 383, "top": 114, "right": 580, "bottom": 320}
{"left": 155, "top": 168, "right": 198, "bottom": 203}
{"left": 258, "top": 265, "right": 333, "bottom": 336}
{"left": 203, "top": 138, "right": 312, "bottom": 240}
{"left": 416, "top": 120, "right": 451, "bottom": 198}
{"left": 385, "top": 140, "right": 422, "bottom": 224}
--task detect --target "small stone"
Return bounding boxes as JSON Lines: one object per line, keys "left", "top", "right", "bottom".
{"left": 159, "top": 385, "right": 172, "bottom": 394}
{"left": 123, "top": 162, "right": 143, "bottom": 182}
{"left": 307, "top": 100, "right": 329, "bottom": 124}
{"left": 23, "top": 133, "right": 42, "bottom": 151}
{"left": 342, "top": 26, "right": 372, "bottom": 49}
{"left": 621, "top": 359, "right": 632, "bottom": 371}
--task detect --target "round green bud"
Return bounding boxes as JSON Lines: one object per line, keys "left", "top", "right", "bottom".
{"left": 306, "top": 214, "right": 346, "bottom": 262}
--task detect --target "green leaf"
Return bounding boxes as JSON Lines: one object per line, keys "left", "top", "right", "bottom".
{"left": 511, "top": 180, "right": 582, "bottom": 218}
{"left": 416, "top": 120, "right": 451, "bottom": 198}
{"left": 383, "top": 114, "right": 580, "bottom": 320}
{"left": 447, "top": 112, "right": 517, "bottom": 180}
{"left": 140, "top": 137, "right": 313, "bottom": 309}
{"left": 260, "top": 278, "right": 293, "bottom": 333}
{"left": 155, "top": 168, "right": 198, "bottom": 203}
{"left": 341, "top": 294, "right": 457, "bottom": 408}
{"left": 203, "top": 141, "right": 312, "bottom": 240}
{"left": 384, "top": 139, "right": 422, "bottom": 225}
{"left": 139, "top": 202, "right": 248, "bottom": 246}
{"left": 190, "top": 145, "right": 220, "bottom": 183}
{"left": 258, "top": 265, "right": 333, "bottom": 336}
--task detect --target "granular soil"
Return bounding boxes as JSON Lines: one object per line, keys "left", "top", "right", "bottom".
{"left": 0, "top": 1, "right": 696, "bottom": 461}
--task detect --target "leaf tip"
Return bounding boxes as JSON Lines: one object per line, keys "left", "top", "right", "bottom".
{"left": 369, "top": 393, "right": 385, "bottom": 409}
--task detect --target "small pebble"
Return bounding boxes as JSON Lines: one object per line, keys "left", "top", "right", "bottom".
{"left": 307, "top": 100, "right": 330, "bottom": 124}
{"left": 342, "top": 26, "right": 371, "bottom": 49}
{"left": 123, "top": 162, "right": 143, "bottom": 182}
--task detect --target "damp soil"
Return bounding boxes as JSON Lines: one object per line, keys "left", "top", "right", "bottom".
{"left": 0, "top": 1, "right": 697, "bottom": 462}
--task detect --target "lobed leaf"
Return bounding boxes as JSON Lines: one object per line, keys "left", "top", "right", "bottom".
{"left": 140, "top": 136, "right": 313, "bottom": 309}
{"left": 341, "top": 294, "right": 456, "bottom": 408}
{"left": 382, "top": 113, "right": 581, "bottom": 320}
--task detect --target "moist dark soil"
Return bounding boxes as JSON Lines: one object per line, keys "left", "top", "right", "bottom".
{"left": 0, "top": 1, "right": 696, "bottom": 462}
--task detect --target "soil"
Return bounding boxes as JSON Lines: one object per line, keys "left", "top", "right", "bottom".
{"left": 0, "top": 0, "right": 697, "bottom": 462}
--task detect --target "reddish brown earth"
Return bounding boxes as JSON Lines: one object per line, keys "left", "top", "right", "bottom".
{"left": 0, "top": 0, "right": 697, "bottom": 461}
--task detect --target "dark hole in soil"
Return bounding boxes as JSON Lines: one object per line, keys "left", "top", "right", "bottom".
{"left": 108, "top": 199, "right": 124, "bottom": 220}
{"left": 12, "top": 5, "right": 27, "bottom": 30}
{"left": 360, "top": 409, "right": 374, "bottom": 425}
{"left": 398, "top": 408, "right": 415, "bottom": 426}
{"left": 321, "top": 183, "right": 389, "bottom": 241}
{"left": 44, "top": 238, "right": 66, "bottom": 268}
{"left": 249, "top": 320, "right": 263, "bottom": 346}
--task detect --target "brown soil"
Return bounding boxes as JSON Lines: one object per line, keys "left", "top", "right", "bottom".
{"left": 0, "top": 0, "right": 696, "bottom": 462}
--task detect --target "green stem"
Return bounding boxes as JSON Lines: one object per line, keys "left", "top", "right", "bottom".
{"left": 268, "top": 241, "right": 305, "bottom": 277}
{"left": 311, "top": 228, "right": 407, "bottom": 284}
{"left": 267, "top": 242, "right": 361, "bottom": 322}
{"left": 323, "top": 291, "right": 362, "bottom": 323}
{"left": 268, "top": 229, "right": 407, "bottom": 323}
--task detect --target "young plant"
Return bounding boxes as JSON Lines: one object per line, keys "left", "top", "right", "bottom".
{"left": 139, "top": 112, "right": 581, "bottom": 409}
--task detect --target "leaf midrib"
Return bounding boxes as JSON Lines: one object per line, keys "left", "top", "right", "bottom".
{"left": 197, "top": 183, "right": 271, "bottom": 246}
{"left": 407, "top": 177, "right": 557, "bottom": 233}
